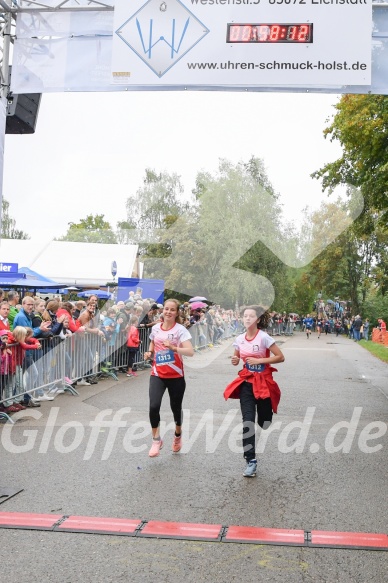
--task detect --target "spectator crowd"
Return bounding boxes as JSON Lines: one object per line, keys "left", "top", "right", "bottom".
{"left": 0, "top": 286, "right": 385, "bottom": 419}
{"left": 0, "top": 288, "right": 239, "bottom": 417}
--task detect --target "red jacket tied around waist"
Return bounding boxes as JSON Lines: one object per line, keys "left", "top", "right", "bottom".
{"left": 223, "top": 365, "right": 281, "bottom": 413}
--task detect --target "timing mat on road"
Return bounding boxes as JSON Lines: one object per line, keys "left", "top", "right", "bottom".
{"left": 0, "top": 512, "right": 387, "bottom": 551}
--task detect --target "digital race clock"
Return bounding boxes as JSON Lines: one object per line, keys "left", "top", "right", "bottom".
{"left": 227, "top": 23, "right": 313, "bottom": 44}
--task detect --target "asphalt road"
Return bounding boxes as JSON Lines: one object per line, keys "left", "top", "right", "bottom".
{"left": 0, "top": 331, "right": 387, "bottom": 583}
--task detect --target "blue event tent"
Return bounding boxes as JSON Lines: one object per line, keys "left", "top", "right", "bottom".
{"left": 11, "top": 267, "right": 64, "bottom": 291}
{"left": 0, "top": 269, "right": 63, "bottom": 291}
{"left": 0, "top": 272, "right": 26, "bottom": 287}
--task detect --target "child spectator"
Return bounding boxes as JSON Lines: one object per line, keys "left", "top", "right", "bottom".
{"left": 0, "top": 330, "right": 16, "bottom": 413}
{"left": 5, "top": 327, "right": 41, "bottom": 411}
{"left": 12, "top": 326, "right": 41, "bottom": 390}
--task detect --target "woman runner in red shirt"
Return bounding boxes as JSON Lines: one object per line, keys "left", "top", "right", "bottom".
{"left": 144, "top": 299, "right": 194, "bottom": 457}
{"left": 224, "top": 305, "right": 285, "bottom": 478}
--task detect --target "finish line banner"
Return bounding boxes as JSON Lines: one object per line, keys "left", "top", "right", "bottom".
{"left": 112, "top": 0, "right": 372, "bottom": 86}
{"left": 11, "top": 2, "right": 376, "bottom": 93}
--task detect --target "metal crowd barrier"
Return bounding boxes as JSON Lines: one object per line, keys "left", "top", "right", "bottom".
{"left": 0, "top": 336, "right": 79, "bottom": 420}
{"left": 188, "top": 320, "right": 239, "bottom": 351}
{"left": 0, "top": 336, "right": 75, "bottom": 423}
{"left": 99, "top": 326, "right": 151, "bottom": 375}
{"left": 1, "top": 320, "right": 241, "bottom": 422}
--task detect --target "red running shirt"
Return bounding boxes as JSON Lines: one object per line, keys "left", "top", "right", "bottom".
{"left": 149, "top": 322, "right": 192, "bottom": 378}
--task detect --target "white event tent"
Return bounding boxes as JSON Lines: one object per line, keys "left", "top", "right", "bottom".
{"left": 0, "top": 238, "right": 140, "bottom": 287}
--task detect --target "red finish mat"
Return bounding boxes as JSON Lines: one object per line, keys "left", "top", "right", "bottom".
{"left": 0, "top": 511, "right": 62, "bottom": 530}
{"left": 56, "top": 515, "right": 141, "bottom": 536}
{"left": 0, "top": 512, "right": 387, "bottom": 550}
{"left": 310, "top": 530, "right": 388, "bottom": 550}
{"left": 224, "top": 525, "right": 305, "bottom": 545}
{"left": 138, "top": 520, "right": 223, "bottom": 541}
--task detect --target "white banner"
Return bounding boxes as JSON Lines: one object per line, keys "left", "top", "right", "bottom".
{"left": 112, "top": 0, "right": 372, "bottom": 86}
{"left": 10, "top": 4, "right": 386, "bottom": 94}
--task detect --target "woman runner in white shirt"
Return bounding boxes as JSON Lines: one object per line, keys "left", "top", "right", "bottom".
{"left": 144, "top": 299, "right": 194, "bottom": 457}
{"left": 224, "top": 305, "right": 285, "bottom": 478}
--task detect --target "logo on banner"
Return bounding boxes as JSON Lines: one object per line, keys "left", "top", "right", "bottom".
{"left": 0, "top": 263, "right": 18, "bottom": 273}
{"left": 115, "top": 0, "right": 209, "bottom": 78}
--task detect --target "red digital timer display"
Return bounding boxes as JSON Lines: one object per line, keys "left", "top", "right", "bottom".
{"left": 227, "top": 24, "right": 313, "bottom": 44}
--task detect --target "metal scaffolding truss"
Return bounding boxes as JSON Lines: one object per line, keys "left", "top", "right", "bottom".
{"left": 1, "top": 1, "right": 114, "bottom": 12}
{"left": 0, "top": 1, "right": 114, "bottom": 96}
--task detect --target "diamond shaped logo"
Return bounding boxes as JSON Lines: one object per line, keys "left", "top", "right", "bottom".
{"left": 115, "top": 0, "right": 209, "bottom": 78}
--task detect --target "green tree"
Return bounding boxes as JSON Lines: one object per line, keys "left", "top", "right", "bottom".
{"left": 116, "top": 220, "right": 137, "bottom": 244}
{"left": 145, "top": 158, "right": 291, "bottom": 308}
{"left": 1, "top": 198, "right": 29, "bottom": 239}
{"left": 58, "top": 214, "right": 117, "bottom": 243}
{"left": 372, "top": 223, "right": 388, "bottom": 296}
{"left": 312, "top": 95, "right": 388, "bottom": 225}
{"left": 292, "top": 271, "right": 316, "bottom": 315}
{"left": 126, "top": 169, "right": 192, "bottom": 233}
{"left": 124, "top": 168, "right": 194, "bottom": 258}
{"left": 312, "top": 95, "right": 388, "bottom": 304}
{"left": 362, "top": 287, "right": 388, "bottom": 327}
{"left": 302, "top": 197, "right": 382, "bottom": 315}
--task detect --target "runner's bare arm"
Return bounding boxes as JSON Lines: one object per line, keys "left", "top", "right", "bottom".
{"left": 231, "top": 349, "right": 240, "bottom": 365}
{"left": 144, "top": 341, "right": 155, "bottom": 360}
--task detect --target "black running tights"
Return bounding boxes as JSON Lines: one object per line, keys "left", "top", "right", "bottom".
{"left": 149, "top": 375, "right": 186, "bottom": 428}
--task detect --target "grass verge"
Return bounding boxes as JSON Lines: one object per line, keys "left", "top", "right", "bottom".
{"left": 359, "top": 339, "right": 388, "bottom": 363}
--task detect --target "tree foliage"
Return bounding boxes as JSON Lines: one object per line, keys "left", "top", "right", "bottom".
{"left": 301, "top": 195, "right": 388, "bottom": 314}
{"left": 1, "top": 198, "right": 29, "bottom": 239}
{"left": 310, "top": 95, "right": 388, "bottom": 314}
{"left": 116, "top": 220, "right": 137, "bottom": 244}
{"left": 291, "top": 271, "right": 316, "bottom": 315}
{"left": 312, "top": 95, "right": 388, "bottom": 226}
{"left": 123, "top": 168, "right": 193, "bottom": 257}
{"left": 125, "top": 168, "right": 191, "bottom": 232}
{"left": 144, "top": 157, "right": 292, "bottom": 308}
{"left": 362, "top": 287, "right": 388, "bottom": 327}
{"left": 58, "top": 214, "right": 118, "bottom": 243}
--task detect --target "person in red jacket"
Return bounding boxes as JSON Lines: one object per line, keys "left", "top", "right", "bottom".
{"left": 4, "top": 326, "right": 41, "bottom": 411}
{"left": 126, "top": 316, "right": 140, "bottom": 377}
{"left": 224, "top": 305, "right": 285, "bottom": 478}
{"left": 57, "top": 303, "right": 85, "bottom": 334}
{"left": 0, "top": 301, "right": 11, "bottom": 333}
{"left": 0, "top": 330, "right": 14, "bottom": 412}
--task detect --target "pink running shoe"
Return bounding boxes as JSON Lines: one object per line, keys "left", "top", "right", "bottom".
{"left": 149, "top": 439, "right": 163, "bottom": 457}
{"left": 172, "top": 435, "right": 182, "bottom": 453}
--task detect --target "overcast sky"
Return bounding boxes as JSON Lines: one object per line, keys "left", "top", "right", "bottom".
{"left": 3, "top": 90, "right": 343, "bottom": 242}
